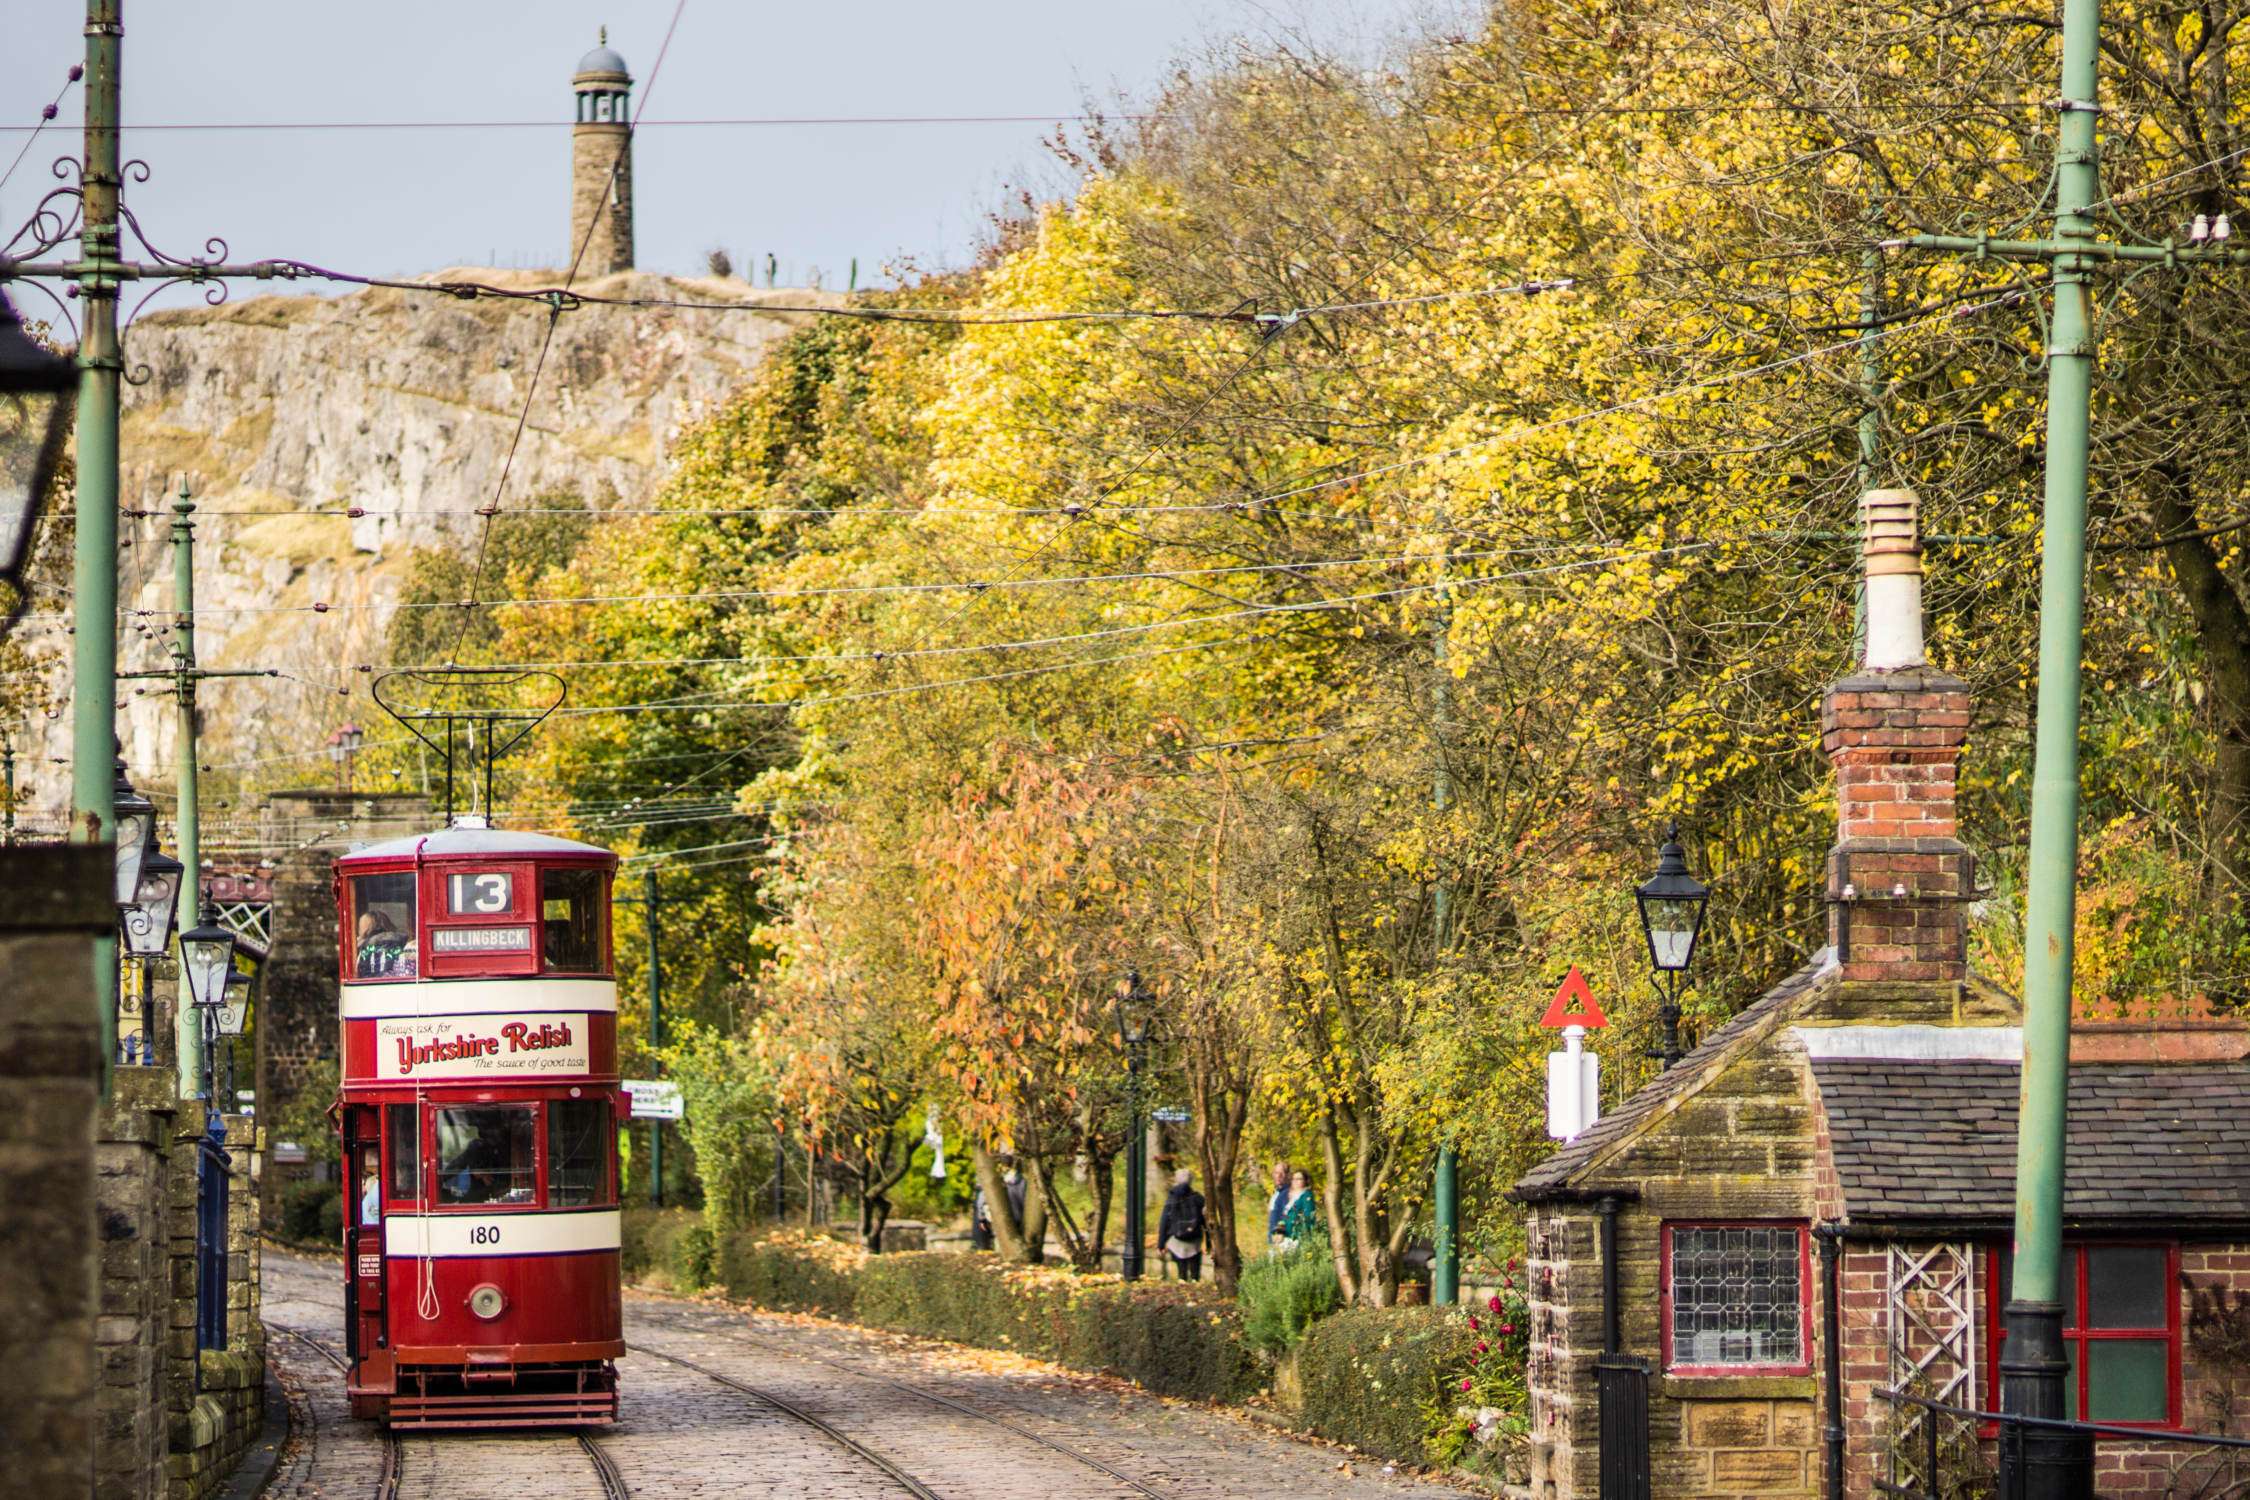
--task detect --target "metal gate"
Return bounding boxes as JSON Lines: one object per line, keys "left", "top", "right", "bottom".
{"left": 1597, "top": 1353, "right": 1651, "bottom": 1500}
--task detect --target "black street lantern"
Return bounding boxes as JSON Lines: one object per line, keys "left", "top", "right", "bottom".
{"left": 111, "top": 751, "right": 155, "bottom": 910}
{"left": 123, "top": 846, "right": 184, "bottom": 960}
{"left": 1115, "top": 970, "right": 1156, "bottom": 1281}
{"left": 0, "top": 290, "right": 75, "bottom": 605}
{"left": 178, "top": 903, "right": 238, "bottom": 1016}
{"left": 1635, "top": 821, "right": 1709, "bottom": 1069}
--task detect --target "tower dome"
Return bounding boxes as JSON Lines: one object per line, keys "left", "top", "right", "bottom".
{"left": 576, "top": 27, "right": 629, "bottom": 81}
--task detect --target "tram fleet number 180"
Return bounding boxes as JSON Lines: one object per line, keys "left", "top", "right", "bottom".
{"left": 333, "top": 818, "right": 625, "bottom": 1429}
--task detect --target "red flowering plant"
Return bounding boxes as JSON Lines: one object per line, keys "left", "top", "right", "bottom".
{"left": 1421, "top": 1258, "right": 1532, "bottom": 1474}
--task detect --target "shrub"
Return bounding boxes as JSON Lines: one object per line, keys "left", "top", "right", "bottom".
{"left": 1237, "top": 1235, "right": 1343, "bottom": 1355}
{"left": 1422, "top": 1276, "right": 1532, "bottom": 1477}
{"left": 701, "top": 1237, "right": 1260, "bottom": 1403}
{"left": 1294, "top": 1306, "right": 1478, "bottom": 1466}
{"left": 275, "top": 1180, "right": 342, "bottom": 1245}
{"left": 716, "top": 1229, "right": 861, "bottom": 1316}
{"left": 622, "top": 1207, "right": 705, "bottom": 1286}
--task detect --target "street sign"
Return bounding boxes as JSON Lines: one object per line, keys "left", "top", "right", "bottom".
{"left": 623, "top": 1079, "right": 684, "bottom": 1120}
{"left": 1151, "top": 1106, "right": 1189, "bottom": 1124}
{"left": 1538, "top": 965, "right": 1608, "bottom": 1029}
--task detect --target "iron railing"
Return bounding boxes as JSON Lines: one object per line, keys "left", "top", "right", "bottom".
{"left": 1877, "top": 1387, "right": 2250, "bottom": 1500}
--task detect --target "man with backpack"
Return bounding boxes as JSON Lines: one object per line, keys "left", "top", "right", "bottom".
{"left": 1158, "top": 1168, "right": 1207, "bottom": 1281}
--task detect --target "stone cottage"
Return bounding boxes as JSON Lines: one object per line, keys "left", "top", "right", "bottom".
{"left": 1511, "top": 491, "right": 2250, "bottom": 1499}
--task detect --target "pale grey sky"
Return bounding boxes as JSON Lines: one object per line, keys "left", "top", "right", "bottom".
{"left": 2, "top": 1, "right": 1449, "bottom": 292}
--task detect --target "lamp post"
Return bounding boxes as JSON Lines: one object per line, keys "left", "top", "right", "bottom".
{"left": 0, "top": 290, "right": 76, "bottom": 628}
{"left": 121, "top": 843, "right": 182, "bottom": 1065}
{"left": 1635, "top": 821, "right": 1710, "bottom": 1070}
{"left": 178, "top": 903, "right": 237, "bottom": 1101}
{"left": 1115, "top": 970, "right": 1154, "bottom": 1281}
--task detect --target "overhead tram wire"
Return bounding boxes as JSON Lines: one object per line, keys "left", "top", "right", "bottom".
{"left": 0, "top": 95, "right": 2049, "bottom": 136}
{"left": 0, "top": 62, "right": 82, "bottom": 194}
{"left": 76, "top": 279, "right": 2033, "bottom": 633}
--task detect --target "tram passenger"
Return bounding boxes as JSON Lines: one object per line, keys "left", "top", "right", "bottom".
{"left": 360, "top": 1167, "right": 383, "bottom": 1224}
{"left": 355, "top": 909, "right": 417, "bottom": 978}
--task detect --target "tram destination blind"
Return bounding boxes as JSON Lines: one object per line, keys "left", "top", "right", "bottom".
{"left": 448, "top": 871, "right": 514, "bottom": 914}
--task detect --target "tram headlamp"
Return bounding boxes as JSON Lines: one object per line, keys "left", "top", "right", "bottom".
{"left": 468, "top": 1284, "right": 506, "bottom": 1320}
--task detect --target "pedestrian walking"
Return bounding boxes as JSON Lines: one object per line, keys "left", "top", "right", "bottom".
{"left": 1274, "top": 1168, "right": 1319, "bottom": 1249}
{"left": 970, "top": 1184, "right": 995, "bottom": 1251}
{"left": 1265, "top": 1160, "right": 1292, "bottom": 1239}
{"left": 1158, "top": 1168, "right": 1206, "bottom": 1281}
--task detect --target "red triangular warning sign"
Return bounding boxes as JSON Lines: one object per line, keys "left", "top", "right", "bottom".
{"left": 1539, "top": 965, "right": 1608, "bottom": 1029}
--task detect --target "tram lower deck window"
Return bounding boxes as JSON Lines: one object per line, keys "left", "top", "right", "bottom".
{"left": 548, "top": 1099, "right": 613, "bottom": 1206}
{"left": 434, "top": 1105, "right": 537, "bottom": 1205}
{"left": 351, "top": 873, "right": 418, "bottom": 979}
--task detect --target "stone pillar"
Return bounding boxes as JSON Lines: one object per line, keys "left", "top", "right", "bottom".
{"left": 98, "top": 1065, "right": 179, "bottom": 1500}
{"left": 0, "top": 844, "right": 110, "bottom": 1497}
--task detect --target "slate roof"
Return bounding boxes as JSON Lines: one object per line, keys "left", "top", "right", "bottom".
{"left": 1512, "top": 951, "right": 1839, "bottom": 1201}
{"left": 1813, "top": 1059, "right": 2250, "bottom": 1226}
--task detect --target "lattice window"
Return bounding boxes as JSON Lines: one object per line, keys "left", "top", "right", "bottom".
{"left": 1664, "top": 1223, "right": 1808, "bottom": 1371}
{"left": 1887, "top": 1242, "right": 1985, "bottom": 1498}
{"left": 215, "top": 900, "right": 271, "bottom": 949}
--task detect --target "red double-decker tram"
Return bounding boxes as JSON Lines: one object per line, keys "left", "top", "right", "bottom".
{"left": 334, "top": 818, "right": 623, "bottom": 1428}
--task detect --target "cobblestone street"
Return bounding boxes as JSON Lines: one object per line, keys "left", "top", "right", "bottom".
{"left": 259, "top": 1250, "right": 1478, "bottom": 1499}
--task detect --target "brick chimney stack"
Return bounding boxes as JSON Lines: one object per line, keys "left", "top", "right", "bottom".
{"left": 1823, "top": 489, "right": 1975, "bottom": 982}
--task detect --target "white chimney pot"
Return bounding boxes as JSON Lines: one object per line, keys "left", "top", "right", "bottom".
{"left": 1861, "top": 487, "right": 1926, "bottom": 671}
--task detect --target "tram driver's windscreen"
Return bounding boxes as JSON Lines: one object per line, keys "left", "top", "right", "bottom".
{"left": 351, "top": 873, "right": 418, "bottom": 978}
{"left": 435, "top": 1105, "right": 537, "bottom": 1205}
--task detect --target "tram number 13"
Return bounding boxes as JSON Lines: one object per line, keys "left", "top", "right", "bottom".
{"left": 469, "top": 1224, "right": 502, "bottom": 1246}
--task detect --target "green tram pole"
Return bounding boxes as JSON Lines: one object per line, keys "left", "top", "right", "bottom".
{"left": 645, "top": 868, "right": 663, "bottom": 1210}
{"left": 69, "top": 0, "right": 125, "bottom": 1093}
{"left": 1994, "top": 0, "right": 2100, "bottom": 1470}
{"left": 119, "top": 477, "right": 275, "bottom": 1099}
{"left": 1431, "top": 538, "right": 1459, "bottom": 1307}
{"left": 1894, "top": 0, "right": 2105, "bottom": 1487}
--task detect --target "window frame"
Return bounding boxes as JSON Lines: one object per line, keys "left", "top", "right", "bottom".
{"left": 1985, "top": 1241, "right": 2183, "bottom": 1433}
{"left": 344, "top": 868, "right": 421, "bottom": 983}
{"left": 536, "top": 864, "right": 611, "bottom": 976}
{"left": 428, "top": 1100, "right": 543, "bottom": 1210}
{"left": 382, "top": 1102, "right": 422, "bottom": 1206}
{"left": 544, "top": 1096, "right": 616, "bottom": 1208}
{"left": 1659, "top": 1220, "right": 1816, "bottom": 1377}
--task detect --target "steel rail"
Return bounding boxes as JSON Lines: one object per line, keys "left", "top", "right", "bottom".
{"left": 576, "top": 1430, "right": 632, "bottom": 1500}
{"left": 627, "top": 1311, "right": 1167, "bottom": 1500}
{"left": 625, "top": 1342, "right": 943, "bottom": 1500}
{"left": 266, "top": 1321, "right": 402, "bottom": 1500}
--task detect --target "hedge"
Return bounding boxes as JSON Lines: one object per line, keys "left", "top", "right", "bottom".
{"left": 1292, "top": 1306, "right": 1479, "bottom": 1467}
{"left": 621, "top": 1216, "right": 1493, "bottom": 1472}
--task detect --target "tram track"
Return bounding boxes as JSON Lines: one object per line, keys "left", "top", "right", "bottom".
{"left": 625, "top": 1321, "right": 1170, "bottom": 1500}
{"left": 266, "top": 1320, "right": 629, "bottom": 1500}
{"left": 266, "top": 1322, "right": 403, "bottom": 1500}
{"left": 626, "top": 1342, "right": 945, "bottom": 1500}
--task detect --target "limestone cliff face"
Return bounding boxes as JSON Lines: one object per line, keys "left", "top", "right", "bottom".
{"left": 19, "top": 269, "right": 820, "bottom": 825}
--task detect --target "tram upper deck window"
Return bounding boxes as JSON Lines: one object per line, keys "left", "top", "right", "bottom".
{"left": 548, "top": 1098, "right": 613, "bottom": 1207}
{"left": 434, "top": 1105, "right": 537, "bottom": 1205}
{"left": 350, "top": 873, "right": 418, "bottom": 979}
{"left": 540, "top": 866, "right": 606, "bottom": 973}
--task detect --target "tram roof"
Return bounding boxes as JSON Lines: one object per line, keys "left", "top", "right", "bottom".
{"left": 337, "top": 823, "right": 616, "bottom": 865}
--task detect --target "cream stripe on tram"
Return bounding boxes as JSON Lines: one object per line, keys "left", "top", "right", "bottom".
{"left": 383, "top": 1208, "right": 622, "bottom": 1259}
{"left": 341, "top": 977, "right": 618, "bottom": 1019}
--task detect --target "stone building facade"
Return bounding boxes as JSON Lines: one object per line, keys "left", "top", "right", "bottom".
{"left": 1511, "top": 493, "right": 2250, "bottom": 1498}
{"left": 570, "top": 31, "right": 635, "bottom": 274}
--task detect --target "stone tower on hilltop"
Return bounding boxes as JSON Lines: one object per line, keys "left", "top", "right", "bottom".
{"left": 570, "top": 28, "right": 634, "bottom": 274}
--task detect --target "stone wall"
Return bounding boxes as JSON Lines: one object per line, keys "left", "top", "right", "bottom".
{"left": 97, "top": 1070, "right": 266, "bottom": 1500}
{"left": 0, "top": 844, "right": 109, "bottom": 1496}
